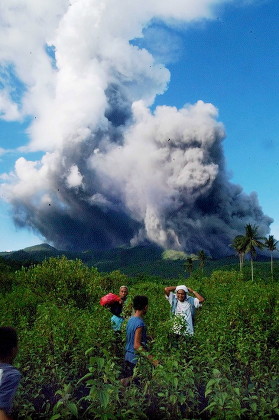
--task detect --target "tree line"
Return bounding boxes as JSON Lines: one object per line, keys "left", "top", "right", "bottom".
{"left": 184, "top": 224, "right": 278, "bottom": 282}
{"left": 231, "top": 224, "right": 277, "bottom": 281}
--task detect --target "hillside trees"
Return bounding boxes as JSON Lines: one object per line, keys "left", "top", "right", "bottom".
{"left": 0, "top": 258, "right": 15, "bottom": 293}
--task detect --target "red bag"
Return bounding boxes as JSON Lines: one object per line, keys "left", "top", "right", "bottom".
{"left": 100, "top": 293, "right": 121, "bottom": 306}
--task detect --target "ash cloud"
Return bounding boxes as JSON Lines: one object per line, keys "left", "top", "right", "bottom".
{"left": 0, "top": 0, "right": 273, "bottom": 256}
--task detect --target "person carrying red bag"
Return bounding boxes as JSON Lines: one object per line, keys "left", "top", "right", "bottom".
{"left": 100, "top": 286, "right": 129, "bottom": 331}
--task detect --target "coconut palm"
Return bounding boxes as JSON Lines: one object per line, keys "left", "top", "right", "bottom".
{"left": 198, "top": 250, "right": 207, "bottom": 274}
{"left": 265, "top": 235, "right": 278, "bottom": 280}
{"left": 231, "top": 235, "right": 246, "bottom": 272}
{"left": 185, "top": 257, "right": 193, "bottom": 276}
{"left": 242, "top": 224, "right": 265, "bottom": 281}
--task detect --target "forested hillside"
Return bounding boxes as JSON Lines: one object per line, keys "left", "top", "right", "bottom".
{"left": 1, "top": 242, "right": 277, "bottom": 279}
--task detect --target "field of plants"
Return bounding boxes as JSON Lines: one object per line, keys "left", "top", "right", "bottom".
{"left": 0, "top": 256, "right": 278, "bottom": 419}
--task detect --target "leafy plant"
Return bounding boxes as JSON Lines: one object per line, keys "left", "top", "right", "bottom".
{"left": 0, "top": 256, "right": 277, "bottom": 419}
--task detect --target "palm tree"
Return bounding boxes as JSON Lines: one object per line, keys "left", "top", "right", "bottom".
{"left": 231, "top": 235, "right": 246, "bottom": 272}
{"left": 185, "top": 257, "right": 193, "bottom": 276}
{"left": 265, "top": 235, "right": 278, "bottom": 280}
{"left": 198, "top": 250, "right": 207, "bottom": 274}
{"left": 242, "top": 224, "right": 265, "bottom": 281}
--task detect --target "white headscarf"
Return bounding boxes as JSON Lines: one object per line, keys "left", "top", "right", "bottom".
{"left": 175, "top": 285, "right": 188, "bottom": 294}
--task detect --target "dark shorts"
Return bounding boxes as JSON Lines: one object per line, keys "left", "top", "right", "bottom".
{"left": 121, "top": 360, "right": 136, "bottom": 378}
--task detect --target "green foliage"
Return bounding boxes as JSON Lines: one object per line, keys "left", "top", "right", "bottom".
{"left": 0, "top": 256, "right": 26, "bottom": 293}
{"left": 98, "top": 270, "right": 128, "bottom": 294}
{"left": 0, "top": 256, "right": 278, "bottom": 419}
{"left": 14, "top": 256, "right": 102, "bottom": 308}
{"left": 0, "top": 265, "right": 14, "bottom": 294}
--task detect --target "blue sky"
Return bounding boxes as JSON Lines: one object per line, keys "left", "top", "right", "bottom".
{"left": 156, "top": 0, "right": 279, "bottom": 237}
{"left": 0, "top": 0, "right": 278, "bottom": 252}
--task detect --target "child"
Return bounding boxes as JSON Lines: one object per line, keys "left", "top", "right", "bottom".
{"left": 0, "top": 327, "right": 21, "bottom": 420}
{"left": 121, "top": 295, "right": 158, "bottom": 385}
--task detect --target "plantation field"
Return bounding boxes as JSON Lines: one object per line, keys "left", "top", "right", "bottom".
{"left": 0, "top": 256, "right": 278, "bottom": 419}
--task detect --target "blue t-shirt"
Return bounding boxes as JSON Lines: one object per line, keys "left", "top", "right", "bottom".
{"left": 125, "top": 316, "right": 147, "bottom": 364}
{"left": 0, "top": 363, "right": 21, "bottom": 414}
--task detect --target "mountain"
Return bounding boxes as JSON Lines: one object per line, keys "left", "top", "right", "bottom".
{"left": 0, "top": 243, "right": 276, "bottom": 278}
{"left": 0, "top": 243, "right": 185, "bottom": 277}
{"left": 0, "top": 243, "right": 62, "bottom": 262}
{"left": 22, "top": 243, "right": 58, "bottom": 253}
{"left": 0, "top": 242, "right": 163, "bottom": 269}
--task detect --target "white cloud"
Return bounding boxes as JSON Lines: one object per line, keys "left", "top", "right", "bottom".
{"left": 0, "top": 0, "right": 233, "bottom": 152}
{"left": 0, "top": 0, "right": 270, "bottom": 255}
{"left": 66, "top": 165, "right": 83, "bottom": 188}
{"left": 89, "top": 99, "right": 224, "bottom": 246}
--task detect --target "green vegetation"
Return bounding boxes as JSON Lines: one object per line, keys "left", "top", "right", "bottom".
{"left": 265, "top": 235, "right": 278, "bottom": 281}
{"left": 231, "top": 224, "right": 279, "bottom": 283}
{"left": 1, "top": 228, "right": 278, "bottom": 280}
{"left": 240, "top": 224, "right": 265, "bottom": 282}
{"left": 0, "top": 255, "right": 278, "bottom": 419}
{"left": 197, "top": 250, "right": 207, "bottom": 274}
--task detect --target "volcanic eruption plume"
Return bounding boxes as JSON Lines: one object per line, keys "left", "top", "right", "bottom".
{"left": 0, "top": 0, "right": 272, "bottom": 256}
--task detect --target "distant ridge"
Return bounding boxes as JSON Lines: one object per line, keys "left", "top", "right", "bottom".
{"left": 0, "top": 242, "right": 276, "bottom": 278}
{"left": 23, "top": 243, "right": 59, "bottom": 252}
{"left": 0, "top": 243, "right": 62, "bottom": 264}
{"left": 0, "top": 243, "right": 182, "bottom": 277}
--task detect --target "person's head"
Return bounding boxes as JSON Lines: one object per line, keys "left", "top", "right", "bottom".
{"left": 0, "top": 327, "right": 18, "bottom": 363}
{"left": 175, "top": 285, "right": 188, "bottom": 302}
{"left": 133, "top": 295, "right": 148, "bottom": 314}
{"left": 119, "top": 285, "right": 128, "bottom": 301}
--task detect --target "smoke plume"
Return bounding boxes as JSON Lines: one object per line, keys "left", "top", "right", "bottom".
{"left": 0, "top": 0, "right": 272, "bottom": 256}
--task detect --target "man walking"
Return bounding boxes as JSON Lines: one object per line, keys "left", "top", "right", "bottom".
{"left": 121, "top": 295, "right": 158, "bottom": 385}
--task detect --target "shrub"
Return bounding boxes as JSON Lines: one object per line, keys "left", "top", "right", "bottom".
{"left": 0, "top": 258, "right": 278, "bottom": 419}
{"left": 14, "top": 256, "right": 102, "bottom": 308}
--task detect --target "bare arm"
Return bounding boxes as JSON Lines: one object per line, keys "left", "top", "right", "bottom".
{"left": 134, "top": 326, "right": 143, "bottom": 352}
{"left": 134, "top": 327, "right": 159, "bottom": 367}
{"left": 0, "top": 410, "right": 11, "bottom": 420}
{"left": 187, "top": 287, "right": 205, "bottom": 303}
{"left": 164, "top": 286, "right": 176, "bottom": 297}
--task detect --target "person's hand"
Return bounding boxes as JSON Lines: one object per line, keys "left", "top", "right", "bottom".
{"left": 187, "top": 287, "right": 193, "bottom": 293}
{"left": 152, "top": 359, "right": 159, "bottom": 367}
{"left": 147, "top": 354, "right": 160, "bottom": 367}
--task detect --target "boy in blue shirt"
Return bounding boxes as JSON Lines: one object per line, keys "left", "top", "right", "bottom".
{"left": 121, "top": 295, "right": 158, "bottom": 385}
{"left": 0, "top": 327, "right": 21, "bottom": 420}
